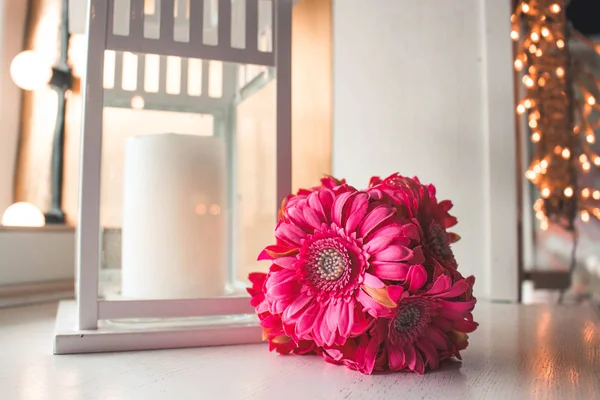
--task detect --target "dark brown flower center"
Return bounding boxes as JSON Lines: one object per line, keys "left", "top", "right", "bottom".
{"left": 427, "top": 221, "right": 455, "bottom": 264}
{"left": 393, "top": 305, "right": 421, "bottom": 332}
{"left": 389, "top": 300, "right": 433, "bottom": 345}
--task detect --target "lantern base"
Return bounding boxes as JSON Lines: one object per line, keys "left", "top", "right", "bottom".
{"left": 53, "top": 300, "right": 263, "bottom": 354}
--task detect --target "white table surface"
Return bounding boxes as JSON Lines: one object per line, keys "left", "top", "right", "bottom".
{"left": 0, "top": 301, "right": 599, "bottom": 400}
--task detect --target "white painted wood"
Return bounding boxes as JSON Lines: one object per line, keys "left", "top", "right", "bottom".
{"left": 275, "top": 0, "right": 292, "bottom": 209}
{"left": 479, "top": 0, "right": 519, "bottom": 302}
{"left": 54, "top": 300, "right": 261, "bottom": 354}
{"left": 0, "top": 0, "right": 28, "bottom": 215}
{"left": 1, "top": 301, "right": 599, "bottom": 398}
{"left": 78, "top": 0, "right": 109, "bottom": 330}
{"left": 0, "top": 227, "right": 75, "bottom": 285}
{"left": 98, "top": 296, "right": 253, "bottom": 319}
{"left": 332, "top": 0, "right": 518, "bottom": 301}
{"left": 246, "top": 0, "right": 259, "bottom": 51}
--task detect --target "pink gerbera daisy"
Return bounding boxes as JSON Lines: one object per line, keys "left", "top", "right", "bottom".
{"left": 369, "top": 174, "right": 460, "bottom": 274}
{"left": 258, "top": 185, "right": 425, "bottom": 347}
{"left": 338, "top": 264, "right": 478, "bottom": 374}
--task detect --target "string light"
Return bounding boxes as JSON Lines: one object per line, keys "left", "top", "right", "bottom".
{"left": 529, "top": 119, "right": 538, "bottom": 128}
{"left": 561, "top": 148, "right": 571, "bottom": 159}
{"left": 550, "top": 3, "right": 561, "bottom": 13}
{"left": 564, "top": 187, "right": 574, "bottom": 197}
{"left": 526, "top": 170, "right": 537, "bottom": 180}
{"left": 536, "top": 210, "right": 545, "bottom": 220}
{"left": 511, "top": 30, "right": 519, "bottom": 40}
{"left": 540, "top": 159, "right": 549, "bottom": 169}
{"left": 524, "top": 99, "right": 533, "bottom": 108}
{"left": 556, "top": 39, "right": 565, "bottom": 49}
{"left": 594, "top": 156, "right": 600, "bottom": 166}
{"left": 588, "top": 96, "right": 596, "bottom": 105}
{"left": 594, "top": 208, "right": 600, "bottom": 219}
{"left": 531, "top": 32, "right": 540, "bottom": 42}
{"left": 556, "top": 67, "right": 565, "bottom": 77}
{"left": 540, "top": 219, "right": 549, "bottom": 231}
{"left": 514, "top": 59, "right": 524, "bottom": 71}
{"left": 531, "top": 132, "right": 541, "bottom": 142}
{"left": 535, "top": 49, "right": 543, "bottom": 57}
{"left": 541, "top": 27, "right": 550, "bottom": 37}
{"left": 587, "top": 134, "right": 596, "bottom": 144}
{"left": 534, "top": 199, "right": 544, "bottom": 211}
{"left": 582, "top": 188, "right": 590, "bottom": 198}
{"left": 522, "top": 3, "right": 531, "bottom": 13}
{"left": 517, "top": 104, "right": 526, "bottom": 114}
{"left": 541, "top": 187, "right": 551, "bottom": 198}
{"left": 529, "top": 44, "right": 537, "bottom": 54}
{"left": 581, "top": 210, "right": 590, "bottom": 223}
{"left": 594, "top": 190, "right": 600, "bottom": 200}
{"left": 583, "top": 162, "right": 591, "bottom": 171}
{"left": 538, "top": 77, "right": 547, "bottom": 87}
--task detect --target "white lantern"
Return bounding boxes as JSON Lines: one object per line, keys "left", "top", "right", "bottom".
{"left": 54, "top": 0, "right": 292, "bottom": 354}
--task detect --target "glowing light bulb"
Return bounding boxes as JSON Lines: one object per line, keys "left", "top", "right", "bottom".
{"left": 529, "top": 119, "right": 538, "bottom": 128}
{"left": 582, "top": 188, "right": 590, "bottom": 198}
{"left": 209, "top": 204, "right": 221, "bottom": 215}
{"left": 538, "top": 77, "right": 547, "bottom": 87}
{"left": 556, "top": 67, "right": 565, "bottom": 77}
{"left": 531, "top": 32, "right": 540, "bottom": 42}
{"left": 535, "top": 49, "right": 543, "bottom": 57}
{"left": 593, "top": 190, "right": 600, "bottom": 200}
{"left": 594, "top": 208, "right": 600, "bottom": 218}
{"left": 557, "top": 39, "right": 565, "bottom": 49}
{"left": 564, "top": 187, "right": 574, "bottom": 197}
{"left": 522, "top": 3, "right": 531, "bottom": 13}
{"left": 536, "top": 211, "right": 545, "bottom": 220}
{"left": 534, "top": 199, "right": 543, "bottom": 211}
{"left": 540, "top": 159, "right": 549, "bottom": 169}
{"left": 540, "top": 219, "right": 549, "bottom": 231}
{"left": 541, "top": 28, "right": 550, "bottom": 37}
{"left": 554, "top": 146, "right": 562, "bottom": 155}
{"left": 514, "top": 59, "right": 524, "bottom": 71}
{"left": 517, "top": 104, "right": 526, "bottom": 114}
{"left": 550, "top": 3, "right": 561, "bottom": 14}
{"left": 1, "top": 202, "right": 45, "bottom": 227}
{"left": 579, "top": 154, "right": 588, "bottom": 163}
{"left": 130, "top": 95, "right": 145, "bottom": 109}
{"left": 583, "top": 162, "right": 591, "bottom": 171}
{"left": 581, "top": 210, "right": 590, "bottom": 223}
{"left": 531, "top": 132, "right": 541, "bottom": 142}
{"left": 511, "top": 30, "right": 519, "bottom": 40}
{"left": 594, "top": 156, "right": 600, "bottom": 166}
{"left": 10, "top": 51, "right": 53, "bottom": 91}
{"left": 524, "top": 99, "right": 533, "bottom": 108}
{"left": 562, "top": 148, "right": 571, "bottom": 159}
{"left": 526, "top": 170, "right": 537, "bottom": 180}
{"left": 587, "top": 134, "right": 596, "bottom": 144}
{"left": 588, "top": 96, "right": 596, "bottom": 105}
{"left": 541, "top": 188, "right": 551, "bottom": 198}
{"left": 529, "top": 44, "right": 537, "bottom": 54}
{"left": 574, "top": 126, "right": 581, "bottom": 134}
{"left": 533, "top": 164, "right": 542, "bottom": 174}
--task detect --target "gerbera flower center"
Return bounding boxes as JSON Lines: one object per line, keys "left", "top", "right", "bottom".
{"left": 393, "top": 305, "right": 421, "bottom": 332}
{"left": 389, "top": 299, "right": 433, "bottom": 345}
{"left": 316, "top": 248, "right": 347, "bottom": 281}
{"left": 427, "top": 221, "right": 455, "bottom": 263}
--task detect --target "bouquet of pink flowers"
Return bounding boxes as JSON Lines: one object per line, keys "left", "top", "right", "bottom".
{"left": 248, "top": 174, "right": 477, "bottom": 374}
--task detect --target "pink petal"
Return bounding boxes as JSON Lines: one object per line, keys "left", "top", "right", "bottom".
{"left": 257, "top": 249, "right": 273, "bottom": 261}
{"left": 442, "top": 279, "right": 471, "bottom": 298}
{"left": 416, "top": 338, "right": 439, "bottom": 370}
{"left": 345, "top": 193, "right": 369, "bottom": 233}
{"left": 282, "top": 294, "right": 313, "bottom": 320}
{"left": 273, "top": 256, "right": 297, "bottom": 270}
{"left": 266, "top": 280, "right": 299, "bottom": 299}
{"left": 413, "top": 350, "right": 425, "bottom": 374}
{"left": 426, "top": 274, "right": 453, "bottom": 296}
{"left": 439, "top": 299, "right": 476, "bottom": 314}
{"left": 302, "top": 206, "right": 324, "bottom": 229}
{"left": 307, "top": 192, "right": 326, "bottom": 220}
{"left": 332, "top": 191, "right": 354, "bottom": 227}
{"left": 363, "top": 273, "right": 385, "bottom": 288}
{"left": 357, "top": 289, "right": 393, "bottom": 318}
{"left": 363, "top": 235, "right": 397, "bottom": 255}
{"left": 317, "top": 189, "right": 335, "bottom": 219}
{"left": 371, "top": 245, "right": 413, "bottom": 262}
{"left": 405, "top": 344, "right": 417, "bottom": 372}
{"left": 401, "top": 223, "right": 421, "bottom": 241}
{"left": 357, "top": 206, "right": 395, "bottom": 238}
{"left": 286, "top": 207, "right": 311, "bottom": 231}
{"left": 388, "top": 346, "right": 406, "bottom": 371}
{"left": 362, "top": 335, "right": 381, "bottom": 374}
{"left": 387, "top": 285, "right": 404, "bottom": 303}
{"left": 406, "top": 265, "right": 427, "bottom": 292}
{"left": 426, "top": 326, "right": 449, "bottom": 350}
{"left": 275, "top": 223, "right": 307, "bottom": 246}
{"left": 370, "top": 262, "right": 411, "bottom": 281}
{"left": 368, "top": 223, "right": 404, "bottom": 239}
{"left": 338, "top": 301, "right": 352, "bottom": 337}
{"left": 326, "top": 301, "right": 342, "bottom": 332}
{"left": 295, "top": 302, "right": 319, "bottom": 339}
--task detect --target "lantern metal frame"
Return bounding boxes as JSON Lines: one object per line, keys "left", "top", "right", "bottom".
{"left": 54, "top": 0, "right": 292, "bottom": 355}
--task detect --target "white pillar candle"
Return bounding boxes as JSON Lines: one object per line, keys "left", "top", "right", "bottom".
{"left": 121, "top": 134, "right": 227, "bottom": 299}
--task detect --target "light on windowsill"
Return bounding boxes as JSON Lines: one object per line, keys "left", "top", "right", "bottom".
{"left": 10, "top": 50, "right": 53, "bottom": 91}
{"left": 1, "top": 202, "right": 45, "bottom": 227}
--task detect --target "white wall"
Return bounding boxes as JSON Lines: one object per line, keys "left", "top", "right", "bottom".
{"left": 333, "top": 0, "right": 518, "bottom": 301}
{"left": 0, "top": 0, "right": 28, "bottom": 214}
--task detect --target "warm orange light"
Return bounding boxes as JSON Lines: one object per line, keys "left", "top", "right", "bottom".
{"left": 517, "top": 104, "right": 526, "bottom": 114}
{"left": 581, "top": 210, "right": 590, "bottom": 223}
{"left": 524, "top": 99, "right": 533, "bottom": 108}
{"left": 582, "top": 188, "right": 591, "bottom": 198}
{"left": 529, "top": 119, "right": 538, "bottom": 128}
{"left": 540, "top": 219, "right": 549, "bottom": 231}
{"left": 194, "top": 204, "right": 207, "bottom": 215}
{"left": 593, "top": 190, "right": 600, "bottom": 200}
{"left": 550, "top": 3, "right": 561, "bottom": 14}
{"left": 554, "top": 145, "right": 562, "bottom": 155}
{"left": 529, "top": 44, "right": 537, "bottom": 54}
{"left": 522, "top": 3, "right": 531, "bottom": 13}
{"left": 594, "top": 208, "right": 600, "bottom": 218}
{"left": 536, "top": 210, "right": 545, "bottom": 220}
{"left": 557, "top": 39, "right": 565, "bottom": 48}
{"left": 541, "top": 27, "right": 550, "bottom": 37}
{"left": 522, "top": 75, "right": 534, "bottom": 87}
{"left": 583, "top": 162, "right": 591, "bottom": 171}
{"left": 594, "top": 156, "right": 600, "bottom": 166}
{"left": 579, "top": 154, "right": 588, "bottom": 163}
{"left": 209, "top": 204, "right": 221, "bottom": 215}
{"left": 540, "top": 159, "right": 549, "bottom": 169}
{"left": 531, "top": 32, "right": 540, "bottom": 42}
{"left": 564, "top": 187, "right": 574, "bottom": 197}
{"left": 538, "top": 77, "right": 547, "bottom": 87}
{"left": 541, "top": 187, "right": 551, "bottom": 198}
{"left": 587, "top": 134, "right": 596, "bottom": 144}
{"left": 531, "top": 132, "right": 541, "bottom": 142}
{"left": 514, "top": 59, "right": 524, "bottom": 71}
{"left": 562, "top": 148, "right": 571, "bottom": 159}
{"left": 588, "top": 96, "right": 597, "bottom": 105}
{"left": 556, "top": 67, "right": 565, "bottom": 77}
{"left": 535, "top": 49, "right": 543, "bottom": 57}
{"left": 511, "top": 30, "right": 519, "bottom": 40}
{"left": 534, "top": 199, "right": 544, "bottom": 211}
{"left": 533, "top": 164, "right": 542, "bottom": 174}
{"left": 574, "top": 126, "right": 581, "bottom": 134}
{"left": 526, "top": 170, "right": 537, "bottom": 180}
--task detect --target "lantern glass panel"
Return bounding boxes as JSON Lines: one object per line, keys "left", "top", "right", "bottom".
{"left": 97, "top": 51, "right": 277, "bottom": 303}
